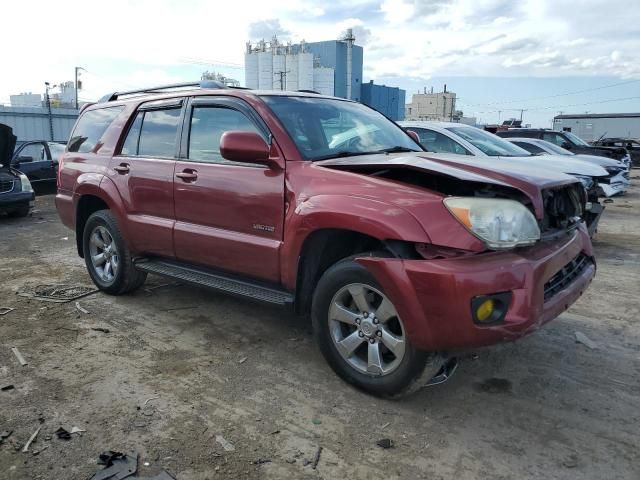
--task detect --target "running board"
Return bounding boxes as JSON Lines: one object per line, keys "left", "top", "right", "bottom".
{"left": 134, "top": 258, "right": 294, "bottom": 307}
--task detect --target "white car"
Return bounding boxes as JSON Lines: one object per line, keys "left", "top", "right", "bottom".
{"left": 504, "top": 137, "right": 629, "bottom": 197}
{"left": 398, "top": 121, "right": 609, "bottom": 236}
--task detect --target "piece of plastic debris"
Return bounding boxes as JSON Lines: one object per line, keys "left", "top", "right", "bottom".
{"left": 312, "top": 418, "right": 322, "bottom": 425}
{"left": 91, "top": 327, "right": 110, "bottom": 334}
{"left": 0, "top": 307, "right": 14, "bottom": 316}
{"left": 144, "top": 462, "right": 150, "bottom": 466}
{"left": 55, "top": 427, "right": 71, "bottom": 440}
{"left": 215, "top": 435, "right": 235, "bottom": 452}
{"left": 32, "top": 445, "right": 49, "bottom": 456}
{"left": 75, "top": 302, "right": 90, "bottom": 314}
{"left": 252, "top": 458, "right": 271, "bottom": 465}
{"left": 91, "top": 451, "right": 138, "bottom": 480}
{"left": 562, "top": 453, "right": 579, "bottom": 468}
{"left": 269, "top": 429, "right": 280, "bottom": 435}
{"left": 1, "top": 384, "right": 15, "bottom": 391}
{"left": 238, "top": 357, "right": 248, "bottom": 364}
{"left": 575, "top": 331, "right": 598, "bottom": 349}
{"left": 22, "top": 426, "right": 41, "bottom": 452}
{"left": 70, "top": 427, "right": 86, "bottom": 434}
{"left": 18, "top": 284, "right": 98, "bottom": 303}
{"left": 381, "top": 422, "right": 390, "bottom": 429}
{"left": 376, "top": 438, "right": 394, "bottom": 449}
{"left": 144, "top": 396, "right": 160, "bottom": 406}
{"left": 0, "top": 430, "right": 13, "bottom": 443}
{"left": 312, "top": 446, "right": 323, "bottom": 470}
{"left": 11, "top": 347, "right": 28, "bottom": 366}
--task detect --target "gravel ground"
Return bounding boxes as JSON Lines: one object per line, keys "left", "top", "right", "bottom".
{"left": 1, "top": 179, "right": 639, "bottom": 479}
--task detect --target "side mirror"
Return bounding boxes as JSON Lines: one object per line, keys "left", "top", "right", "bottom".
{"left": 16, "top": 155, "right": 34, "bottom": 163}
{"left": 406, "top": 130, "right": 421, "bottom": 144}
{"left": 219, "top": 131, "right": 275, "bottom": 167}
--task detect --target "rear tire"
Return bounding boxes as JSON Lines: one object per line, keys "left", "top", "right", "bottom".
{"left": 82, "top": 210, "right": 146, "bottom": 295}
{"left": 312, "top": 256, "right": 435, "bottom": 398}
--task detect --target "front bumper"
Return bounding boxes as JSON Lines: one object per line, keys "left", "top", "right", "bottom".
{"left": 0, "top": 190, "right": 35, "bottom": 214}
{"left": 357, "top": 225, "right": 595, "bottom": 351}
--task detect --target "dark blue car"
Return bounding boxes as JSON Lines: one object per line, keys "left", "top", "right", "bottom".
{"left": 1, "top": 124, "right": 35, "bottom": 217}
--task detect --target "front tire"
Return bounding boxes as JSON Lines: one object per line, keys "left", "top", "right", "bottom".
{"left": 82, "top": 210, "right": 146, "bottom": 295}
{"left": 312, "top": 256, "right": 435, "bottom": 398}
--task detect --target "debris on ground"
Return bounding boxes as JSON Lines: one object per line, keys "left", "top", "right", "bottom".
{"left": 269, "top": 429, "right": 280, "bottom": 435}
{"left": 137, "top": 472, "right": 177, "bottom": 480}
{"left": 76, "top": 302, "right": 90, "bottom": 314}
{"left": 376, "top": 438, "right": 394, "bottom": 449}
{"left": 55, "top": 427, "right": 72, "bottom": 440}
{"left": 144, "top": 396, "right": 160, "bottom": 406}
{"left": 312, "top": 446, "right": 323, "bottom": 469}
{"left": 238, "top": 357, "right": 248, "bottom": 364}
{"left": 215, "top": 435, "right": 235, "bottom": 452}
{"left": 312, "top": 418, "right": 322, "bottom": 425}
{"left": 1, "top": 384, "right": 15, "bottom": 391}
{"left": 32, "top": 445, "right": 49, "bottom": 456}
{"left": 11, "top": 347, "right": 28, "bottom": 366}
{"left": 381, "top": 422, "right": 390, "bottom": 429}
{"left": 17, "top": 284, "right": 98, "bottom": 303}
{"left": 562, "top": 453, "right": 579, "bottom": 468}
{"left": 474, "top": 377, "right": 512, "bottom": 394}
{"left": 70, "top": 426, "right": 86, "bottom": 434}
{"left": 91, "top": 327, "right": 110, "bottom": 334}
{"left": 252, "top": 458, "right": 271, "bottom": 465}
{"left": 0, "top": 307, "right": 14, "bottom": 316}
{"left": 603, "top": 198, "right": 614, "bottom": 203}
{"left": 0, "top": 430, "right": 13, "bottom": 443}
{"left": 575, "top": 331, "right": 598, "bottom": 349}
{"left": 21, "top": 426, "right": 42, "bottom": 452}
{"left": 91, "top": 450, "right": 139, "bottom": 480}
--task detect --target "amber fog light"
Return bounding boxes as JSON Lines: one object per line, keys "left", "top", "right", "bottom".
{"left": 471, "top": 292, "right": 512, "bottom": 325}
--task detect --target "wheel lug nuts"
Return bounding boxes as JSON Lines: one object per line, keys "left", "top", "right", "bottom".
{"left": 373, "top": 318, "right": 379, "bottom": 324}
{"left": 369, "top": 338, "right": 376, "bottom": 344}
{"left": 356, "top": 318, "right": 361, "bottom": 325}
{"left": 363, "top": 312, "right": 369, "bottom": 318}
{"left": 376, "top": 331, "right": 382, "bottom": 337}
{"left": 358, "top": 331, "right": 364, "bottom": 337}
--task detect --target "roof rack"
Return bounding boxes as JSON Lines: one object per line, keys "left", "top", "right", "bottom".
{"left": 99, "top": 80, "right": 229, "bottom": 102}
{"left": 297, "top": 89, "right": 321, "bottom": 95}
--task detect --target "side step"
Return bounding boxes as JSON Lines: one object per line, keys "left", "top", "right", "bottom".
{"left": 134, "top": 258, "right": 294, "bottom": 307}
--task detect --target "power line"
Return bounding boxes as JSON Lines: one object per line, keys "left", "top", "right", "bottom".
{"left": 468, "top": 95, "right": 640, "bottom": 115}
{"left": 460, "top": 79, "right": 640, "bottom": 108}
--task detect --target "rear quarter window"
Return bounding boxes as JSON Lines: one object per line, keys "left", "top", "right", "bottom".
{"left": 68, "top": 106, "right": 124, "bottom": 153}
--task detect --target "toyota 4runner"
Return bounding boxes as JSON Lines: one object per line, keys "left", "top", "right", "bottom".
{"left": 56, "top": 82, "right": 596, "bottom": 397}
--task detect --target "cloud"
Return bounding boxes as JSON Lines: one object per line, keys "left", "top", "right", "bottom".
{"left": 248, "top": 19, "right": 291, "bottom": 41}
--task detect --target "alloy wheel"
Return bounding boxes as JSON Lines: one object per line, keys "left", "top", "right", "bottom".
{"left": 89, "top": 225, "right": 119, "bottom": 283}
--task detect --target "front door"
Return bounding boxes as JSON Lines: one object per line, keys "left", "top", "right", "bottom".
{"left": 173, "top": 97, "right": 285, "bottom": 283}
{"left": 13, "top": 142, "right": 52, "bottom": 181}
{"left": 109, "top": 99, "right": 183, "bottom": 257}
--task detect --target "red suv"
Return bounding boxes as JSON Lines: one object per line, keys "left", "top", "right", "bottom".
{"left": 56, "top": 82, "right": 596, "bottom": 397}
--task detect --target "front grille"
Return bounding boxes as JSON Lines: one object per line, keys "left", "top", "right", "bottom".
{"left": 544, "top": 253, "right": 592, "bottom": 302}
{"left": 0, "top": 176, "right": 15, "bottom": 194}
{"left": 540, "top": 184, "right": 584, "bottom": 234}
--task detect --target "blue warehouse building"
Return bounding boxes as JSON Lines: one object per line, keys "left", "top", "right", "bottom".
{"left": 361, "top": 81, "right": 406, "bottom": 121}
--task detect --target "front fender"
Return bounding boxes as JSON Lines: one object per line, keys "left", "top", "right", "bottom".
{"left": 281, "top": 194, "right": 430, "bottom": 289}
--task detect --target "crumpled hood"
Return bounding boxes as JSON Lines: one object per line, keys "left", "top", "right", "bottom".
{"left": 0, "top": 123, "right": 17, "bottom": 169}
{"left": 572, "top": 154, "right": 624, "bottom": 169}
{"left": 497, "top": 154, "right": 608, "bottom": 177}
{"left": 317, "top": 152, "right": 581, "bottom": 218}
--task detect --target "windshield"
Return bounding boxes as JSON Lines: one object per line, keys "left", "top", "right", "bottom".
{"left": 261, "top": 96, "right": 423, "bottom": 160}
{"left": 445, "top": 126, "right": 533, "bottom": 157}
{"left": 564, "top": 131, "right": 590, "bottom": 146}
{"left": 538, "top": 140, "right": 573, "bottom": 155}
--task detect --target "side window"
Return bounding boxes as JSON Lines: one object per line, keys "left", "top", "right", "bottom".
{"left": 68, "top": 106, "right": 124, "bottom": 153}
{"left": 138, "top": 108, "right": 182, "bottom": 157}
{"left": 542, "top": 132, "right": 564, "bottom": 146}
{"left": 120, "top": 112, "right": 143, "bottom": 156}
{"left": 514, "top": 142, "right": 544, "bottom": 154}
{"left": 188, "top": 106, "right": 261, "bottom": 164}
{"left": 414, "top": 129, "right": 470, "bottom": 155}
{"left": 17, "top": 143, "right": 46, "bottom": 161}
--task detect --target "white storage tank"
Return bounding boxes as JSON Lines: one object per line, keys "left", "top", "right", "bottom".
{"left": 272, "top": 54, "right": 286, "bottom": 90}
{"left": 285, "top": 54, "right": 299, "bottom": 91}
{"left": 298, "top": 52, "right": 314, "bottom": 91}
{"left": 258, "top": 51, "right": 273, "bottom": 90}
{"left": 244, "top": 52, "right": 259, "bottom": 89}
{"left": 313, "top": 67, "right": 334, "bottom": 96}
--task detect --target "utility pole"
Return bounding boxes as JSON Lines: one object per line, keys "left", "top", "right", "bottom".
{"left": 74, "top": 66, "right": 85, "bottom": 109}
{"left": 519, "top": 109, "right": 526, "bottom": 123}
{"left": 274, "top": 70, "right": 289, "bottom": 90}
{"left": 44, "top": 82, "right": 54, "bottom": 141}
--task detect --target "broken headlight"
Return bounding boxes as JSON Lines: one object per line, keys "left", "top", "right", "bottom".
{"left": 444, "top": 197, "right": 540, "bottom": 250}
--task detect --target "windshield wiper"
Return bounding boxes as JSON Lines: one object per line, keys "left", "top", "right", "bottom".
{"left": 376, "top": 146, "right": 421, "bottom": 154}
{"left": 313, "top": 151, "right": 377, "bottom": 161}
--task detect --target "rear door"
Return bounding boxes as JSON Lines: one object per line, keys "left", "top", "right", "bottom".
{"left": 173, "top": 96, "right": 285, "bottom": 283}
{"left": 110, "top": 99, "right": 184, "bottom": 257}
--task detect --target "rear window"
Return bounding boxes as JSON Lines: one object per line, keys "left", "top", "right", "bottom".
{"left": 68, "top": 106, "right": 124, "bottom": 153}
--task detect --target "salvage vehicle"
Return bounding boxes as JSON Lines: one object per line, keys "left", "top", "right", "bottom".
{"left": 496, "top": 128, "right": 631, "bottom": 166}
{"left": 592, "top": 137, "right": 640, "bottom": 167}
{"left": 504, "top": 137, "right": 629, "bottom": 197}
{"left": 0, "top": 124, "right": 35, "bottom": 217}
{"left": 56, "top": 82, "right": 596, "bottom": 397}
{"left": 11, "top": 140, "right": 65, "bottom": 183}
{"left": 398, "top": 121, "right": 608, "bottom": 236}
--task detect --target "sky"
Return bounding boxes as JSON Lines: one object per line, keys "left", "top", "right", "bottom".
{"left": 1, "top": 0, "right": 639, "bottom": 127}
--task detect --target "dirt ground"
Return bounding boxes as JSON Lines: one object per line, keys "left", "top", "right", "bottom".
{"left": 1, "top": 179, "right": 639, "bottom": 480}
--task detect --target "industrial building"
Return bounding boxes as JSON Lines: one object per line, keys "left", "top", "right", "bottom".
{"left": 553, "top": 113, "right": 640, "bottom": 142}
{"left": 405, "top": 87, "right": 458, "bottom": 121}
{"left": 361, "top": 81, "right": 405, "bottom": 121}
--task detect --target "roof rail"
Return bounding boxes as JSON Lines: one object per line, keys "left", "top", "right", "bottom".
{"left": 99, "top": 80, "right": 228, "bottom": 102}
{"left": 297, "top": 89, "right": 321, "bottom": 95}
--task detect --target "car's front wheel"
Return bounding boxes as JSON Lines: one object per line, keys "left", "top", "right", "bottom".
{"left": 83, "top": 210, "right": 146, "bottom": 295}
{"left": 312, "top": 256, "right": 439, "bottom": 398}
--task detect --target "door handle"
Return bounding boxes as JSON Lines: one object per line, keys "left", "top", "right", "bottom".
{"left": 176, "top": 170, "right": 198, "bottom": 181}
{"left": 114, "top": 163, "right": 130, "bottom": 174}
